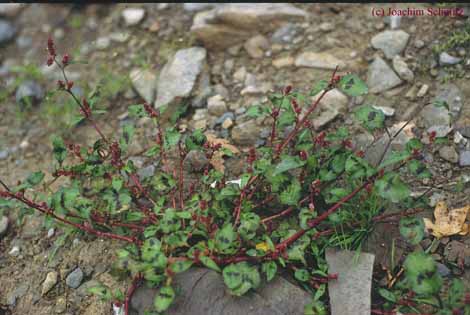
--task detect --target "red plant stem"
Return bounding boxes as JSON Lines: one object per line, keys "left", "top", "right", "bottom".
{"left": 54, "top": 57, "right": 108, "bottom": 143}
{"left": 274, "top": 66, "right": 339, "bottom": 157}
{"left": 1, "top": 191, "right": 138, "bottom": 244}
{"left": 273, "top": 179, "right": 372, "bottom": 252}
{"left": 124, "top": 273, "right": 143, "bottom": 315}
{"left": 233, "top": 175, "right": 259, "bottom": 225}
{"left": 260, "top": 196, "right": 309, "bottom": 224}
{"left": 178, "top": 143, "right": 185, "bottom": 210}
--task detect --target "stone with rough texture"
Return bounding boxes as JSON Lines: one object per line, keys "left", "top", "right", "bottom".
{"left": 326, "top": 249, "right": 375, "bottom": 315}
{"left": 131, "top": 268, "right": 310, "bottom": 315}
{"left": 460, "top": 151, "right": 470, "bottom": 167}
{"left": 207, "top": 94, "right": 227, "bottom": 116}
{"left": 367, "top": 57, "right": 403, "bottom": 93}
{"left": 371, "top": 30, "right": 410, "bottom": 59}
{"left": 66, "top": 268, "right": 84, "bottom": 289}
{"left": 392, "top": 56, "right": 414, "bottom": 82}
{"left": 232, "top": 120, "right": 261, "bottom": 146}
{"left": 122, "top": 8, "right": 145, "bottom": 26}
{"left": 155, "top": 47, "right": 207, "bottom": 109}
{"left": 130, "top": 68, "right": 157, "bottom": 104}
{"left": 0, "top": 4, "right": 25, "bottom": 17}
{"left": 42, "top": 271, "right": 58, "bottom": 295}
{"left": 439, "top": 52, "right": 461, "bottom": 66}
{"left": 0, "top": 19, "right": 15, "bottom": 44}
{"left": 0, "top": 215, "right": 8, "bottom": 237}
{"left": 244, "top": 35, "right": 269, "bottom": 59}
{"left": 191, "top": 4, "right": 308, "bottom": 49}
{"left": 15, "top": 80, "right": 44, "bottom": 108}
{"left": 295, "top": 51, "right": 345, "bottom": 70}
{"left": 311, "top": 88, "right": 348, "bottom": 130}
{"left": 421, "top": 104, "right": 452, "bottom": 137}
{"left": 439, "top": 146, "right": 459, "bottom": 163}
{"left": 433, "top": 83, "right": 463, "bottom": 119}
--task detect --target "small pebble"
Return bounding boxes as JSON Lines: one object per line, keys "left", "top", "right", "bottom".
{"left": 66, "top": 268, "right": 84, "bottom": 289}
{"left": 42, "top": 271, "right": 58, "bottom": 295}
{"left": 9, "top": 245, "right": 20, "bottom": 256}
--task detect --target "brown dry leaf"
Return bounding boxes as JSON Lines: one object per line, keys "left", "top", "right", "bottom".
{"left": 205, "top": 133, "right": 240, "bottom": 173}
{"left": 423, "top": 201, "right": 470, "bottom": 238}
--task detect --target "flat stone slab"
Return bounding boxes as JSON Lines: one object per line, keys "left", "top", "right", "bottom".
{"left": 326, "top": 249, "right": 375, "bottom": 315}
{"left": 131, "top": 268, "right": 311, "bottom": 315}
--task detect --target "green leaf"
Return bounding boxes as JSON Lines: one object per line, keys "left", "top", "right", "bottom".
{"left": 169, "top": 260, "right": 193, "bottom": 274}
{"left": 280, "top": 179, "right": 301, "bottom": 206}
{"left": 128, "top": 104, "right": 146, "bottom": 118}
{"left": 448, "top": 278, "right": 464, "bottom": 305}
{"left": 378, "top": 288, "right": 397, "bottom": 303}
{"left": 375, "top": 173, "right": 410, "bottom": 203}
{"left": 294, "top": 269, "right": 310, "bottom": 282}
{"left": 407, "top": 160, "right": 431, "bottom": 179}
{"left": 261, "top": 261, "right": 277, "bottom": 282}
{"left": 112, "top": 177, "right": 123, "bottom": 191}
{"left": 145, "top": 145, "right": 160, "bottom": 157}
{"left": 277, "top": 110, "right": 296, "bottom": 128}
{"left": 215, "top": 224, "right": 237, "bottom": 254}
{"left": 223, "top": 262, "right": 260, "bottom": 296}
{"left": 246, "top": 105, "right": 270, "bottom": 118}
{"left": 238, "top": 212, "right": 260, "bottom": 240}
{"left": 354, "top": 105, "right": 385, "bottom": 132}
{"left": 304, "top": 300, "right": 327, "bottom": 315}
{"left": 119, "top": 123, "right": 135, "bottom": 152}
{"left": 154, "top": 285, "right": 175, "bottom": 313}
{"left": 345, "top": 155, "right": 374, "bottom": 179}
{"left": 379, "top": 150, "right": 411, "bottom": 168}
{"left": 310, "top": 80, "right": 329, "bottom": 97}
{"left": 88, "top": 284, "right": 112, "bottom": 301}
{"left": 185, "top": 128, "right": 207, "bottom": 151}
{"left": 338, "top": 74, "right": 368, "bottom": 97}
{"left": 273, "top": 155, "right": 306, "bottom": 176}
{"left": 399, "top": 217, "right": 425, "bottom": 245}
{"left": 52, "top": 135, "right": 67, "bottom": 165}
{"left": 26, "top": 171, "right": 45, "bottom": 187}
{"left": 164, "top": 128, "right": 181, "bottom": 150}
{"left": 324, "top": 188, "right": 349, "bottom": 204}
{"left": 141, "top": 238, "right": 162, "bottom": 262}
{"left": 404, "top": 251, "right": 442, "bottom": 296}
{"left": 199, "top": 255, "right": 221, "bottom": 272}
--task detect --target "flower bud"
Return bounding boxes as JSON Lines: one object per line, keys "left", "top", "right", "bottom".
{"left": 47, "top": 55, "right": 54, "bottom": 66}
{"left": 66, "top": 81, "right": 74, "bottom": 90}
{"left": 57, "top": 80, "right": 65, "bottom": 89}
{"left": 62, "top": 54, "right": 70, "bottom": 66}
{"left": 283, "top": 85, "right": 292, "bottom": 95}
{"left": 299, "top": 150, "right": 307, "bottom": 161}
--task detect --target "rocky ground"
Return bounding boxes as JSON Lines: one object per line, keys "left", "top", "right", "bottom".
{"left": 0, "top": 3, "right": 470, "bottom": 315}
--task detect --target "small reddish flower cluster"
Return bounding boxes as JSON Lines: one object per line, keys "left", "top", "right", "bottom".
{"left": 110, "top": 142, "right": 123, "bottom": 169}
{"left": 246, "top": 147, "right": 257, "bottom": 164}
{"left": 299, "top": 150, "right": 308, "bottom": 161}
{"left": 314, "top": 131, "right": 330, "bottom": 148}
{"left": 428, "top": 130, "right": 437, "bottom": 143}
{"left": 46, "top": 37, "right": 56, "bottom": 66}
{"left": 80, "top": 98, "right": 92, "bottom": 118}
{"left": 311, "top": 179, "right": 321, "bottom": 195}
{"left": 143, "top": 102, "right": 158, "bottom": 119}
{"left": 283, "top": 85, "right": 292, "bottom": 96}
{"left": 291, "top": 99, "right": 302, "bottom": 115}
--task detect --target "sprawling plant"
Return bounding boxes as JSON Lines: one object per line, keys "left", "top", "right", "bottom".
{"left": 1, "top": 38, "right": 468, "bottom": 315}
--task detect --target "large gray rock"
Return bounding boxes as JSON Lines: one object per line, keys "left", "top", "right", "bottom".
{"left": 295, "top": 51, "right": 345, "bottom": 70}
{"left": 326, "top": 249, "right": 375, "bottom": 315}
{"left": 154, "top": 47, "right": 207, "bottom": 109}
{"left": 421, "top": 103, "right": 452, "bottom": 137}
{"left": 191, "top": 4, "right": 308, "bottom": 49}
{"left": 130, "top": 68, "right": 157, "bottom": 104}
{"left": 367, "top": 57, "right": 403, "bottom": 93}
{"left": 15, "top": 80, "right": 44, "bottom": 108}
{"left": 370, "top": 30, "right": 409, "bottom": 59}
{"left": 0, "top": 19, "right": 15, "bottom": 45}
{"left": 433, "top": 83, "right": 463, "bottom": 119}
{"left": 232, "top": 120, "right": 261, "bottom": 146}
{"left": 131, "top": 268, "right": 311, "bottom": 315}
{"left": 460, "top": 150, "right": 470, "bottom": 167}
{"left": 311, "top": 88, "right": 348, "bottom": 130}
{"left": 0, "top": 4, "right": 25, "bottom": 17}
